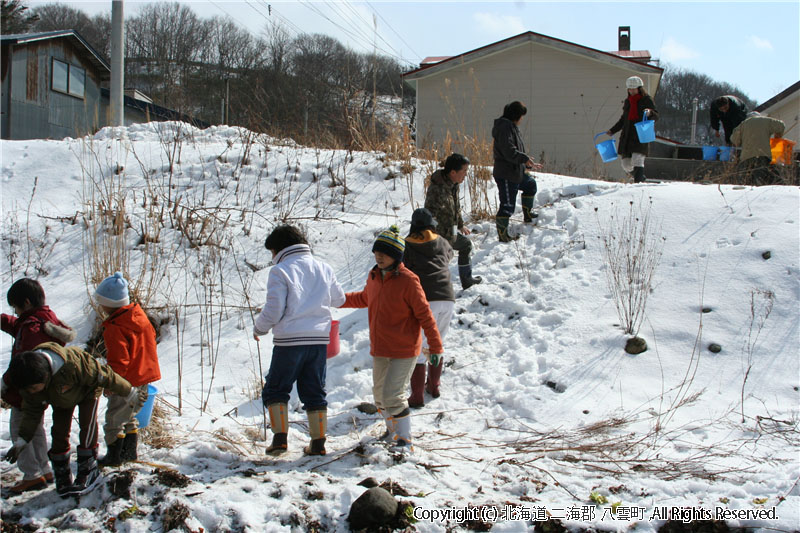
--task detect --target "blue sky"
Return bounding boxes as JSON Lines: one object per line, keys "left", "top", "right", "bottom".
{"left": 34, "top": 1, "right": 799, "bottom": 104}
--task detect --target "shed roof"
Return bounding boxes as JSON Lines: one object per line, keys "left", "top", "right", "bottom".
{"left": 754, "top": 81, "right": 800, "bottom": 113}
{"left": 404, "top": 30, "right": 662, "bottom": 82}
{"left": 1, "top": 30, "right": 110, "bottom": 78}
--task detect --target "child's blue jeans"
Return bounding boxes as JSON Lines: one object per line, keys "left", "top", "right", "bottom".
{"left": 262, "top": 344, "right": 327, "bottom": 410}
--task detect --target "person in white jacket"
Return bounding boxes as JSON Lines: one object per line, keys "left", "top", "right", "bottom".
{"left": 253, "top": 225, "right": 345, "bottom": 456}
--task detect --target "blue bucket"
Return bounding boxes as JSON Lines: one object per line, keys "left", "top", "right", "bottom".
{"left": 718, "top": 146, "right": 734, "bottom": 162}
{"left": 594, "top": 132, "right": 618, "bottom": 162}
{"left": 702, "top": 146, "right": 719, "bottom": 161}
{"left": 135, "top": 384, "right": 158, "bottom": 428}
{"left": 634, "top": 110, "right": 655, "bottom": 143}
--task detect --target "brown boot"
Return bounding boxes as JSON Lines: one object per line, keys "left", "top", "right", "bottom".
{"left": 266, "top": 403, "right": 289, "bottom": 455}
{"left": 426, "top": 360, "right": 443, "bottom": 398}
{"left": 408, "top": 364, "right": 426, "bottom": 408}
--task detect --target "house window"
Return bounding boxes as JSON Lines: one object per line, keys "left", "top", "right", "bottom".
{"left": 51, "top": 58, "right": 85, "bottom": 98}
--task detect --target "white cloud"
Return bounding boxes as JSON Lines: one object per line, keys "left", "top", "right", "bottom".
{"left": 659, "top": 36, "right": 700, "bottom": 62}
{"left": 747, "top": 35, "right": 774, "bottom": 50}
{"left": 472, "top": 12, "right": 526, "bottom": 36}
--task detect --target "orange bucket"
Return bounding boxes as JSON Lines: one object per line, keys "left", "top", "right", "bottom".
{"left": 326, "top": 320, "right": 340, "bottom": 359}
{"left": 770, "top": 137, "right": 796, "bottom": 165}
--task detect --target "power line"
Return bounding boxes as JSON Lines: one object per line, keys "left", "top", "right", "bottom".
{"left": 365, "top": 1, "right": 422, "bottom": 63}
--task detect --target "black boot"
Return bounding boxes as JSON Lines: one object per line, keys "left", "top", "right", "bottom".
{"left": 521, "top": 195, "right": 538, "bottom": 223}
{"left": 98, "top": 438, "right": 124, "bottom": 467}
{"left": 633, "top": 166, "right": 646, "bottom": 183}
{"left": 496, "top": 216, "right": 516, "bottom": 243}
{"left": 120, "top": 432, "right": 138, "bottom": 462}
{"left": 49, "top": 451, "right": 74, "bottom": 498}
{"left": 458, "top": 264, "right": 482, "bottom": 290}
{"left": 72, "top": 448, "right": 100, "bottom": 495}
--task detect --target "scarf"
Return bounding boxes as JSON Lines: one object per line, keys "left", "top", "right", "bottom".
{"left": 627, "top": 93, "right": 642, "bottom": 121}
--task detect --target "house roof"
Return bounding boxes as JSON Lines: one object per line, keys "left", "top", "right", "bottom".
{"left": 404, "top": 31, "right": 662, "bottom": 81}
{"left": 1, "top": 30, "right": 110, "bottom": 78}
{"left": 754, "top": 81, "right": 800, "bottom": 113}
{"left": 100, "top": 88, "right": 211, "bottom": 129}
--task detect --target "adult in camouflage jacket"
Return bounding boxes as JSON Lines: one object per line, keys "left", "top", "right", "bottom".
{"left": 424, "top": 153, "right": 483, "bottom": 289}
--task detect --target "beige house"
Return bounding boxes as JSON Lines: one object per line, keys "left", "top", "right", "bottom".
{"left": 755, "top": 81, "right": 799, "bottom": 151}
{"left": 403, "top": 29, "right": 663, "bottom": 180}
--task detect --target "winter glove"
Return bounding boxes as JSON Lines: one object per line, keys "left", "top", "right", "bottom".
{"left": 427, "top": 353, "right": 442, "bottom": 367}
{"left": 4, "top": 438, "right": 28, "bottom": 464}
{"left": 138, "top": 386, "right": 149, "bottom": 405}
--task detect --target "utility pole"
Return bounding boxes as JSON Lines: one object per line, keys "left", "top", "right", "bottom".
{"left": 690, "top": 97, "right": 699, "bottom": 144}
{"left": 110, "top": 0, "right": 125, "bottom": 127}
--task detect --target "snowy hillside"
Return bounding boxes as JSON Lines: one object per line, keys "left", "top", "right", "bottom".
{"left": 1, "top": 122, "right": 798, "bottom": 532}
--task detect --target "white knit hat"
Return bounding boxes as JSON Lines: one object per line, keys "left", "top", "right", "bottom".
{"left": 626, "top": 76, "right": 644, "bottom": 89}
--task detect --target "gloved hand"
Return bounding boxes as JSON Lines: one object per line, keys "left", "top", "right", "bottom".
{"left": 138, "top": 386, "right": 149, "bottom": 405}
{"left": 427, "top": 353, "right": 443, "bottom": 367}
{"left": 125, "top": 387, "right": 141, "bottom": 407}
{"left": 4, "top": 438, "right": 28, "bottom": 464}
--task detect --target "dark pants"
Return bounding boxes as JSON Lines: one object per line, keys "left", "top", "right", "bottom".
{"left": 262, "top": 344, "right": 327, "bottom": 410}
{"left": 50, "top": 394, "right": 100, "bottom": 455}
{"left": 451, "top": 232, "right": 473, "bottom": 267}
{"left": 495, "top": 174, "right": 537, "bottom": 218}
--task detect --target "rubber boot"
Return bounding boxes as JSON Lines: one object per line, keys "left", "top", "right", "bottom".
{"left": 120, "top": 431, "right": 138, "bottom": 462}
{"left": 266, "top": 402, "right": 289, "bottom": 455}
{"left": 391, "top": 409, "right": 413, "bottom": 451}
{"left": 521, "top": 195, "right": 538, "bottom": 223}
{"left": 426, "top": 359, "right": 443, "bottom": 398}
{"left": 304, "top": 409, "right": 327, "bottom": 456}
{"left": 378, "top": 408, "right": 396, "bottom": 441}
{"left": 49, "top": 451, "right": 74, "bottom": 498}
{"left": 98, "top": 435, "right": 125, "bottom": 467}
{"left": 72, "top": 447, "right": 100, "bottom": 495}
{"left": 458, "top": 264, "right": 482, "bottom": 290}
{"left": 496, "top": 216, "right": 514, "bottom": 243}
{"left": 408, "top": 364, "right": 426, "bottom": 408}
{"left": 633, "top": 166, "right": 646, "bottom": 183}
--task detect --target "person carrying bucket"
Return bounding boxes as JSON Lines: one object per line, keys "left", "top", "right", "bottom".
{"left": 254, "top": 225, "right": 345, "bottom": 457}
{"left": 730, "top": 112, "right": 786, "bottom": 184}
{"left": 606, "top": 76, "right": 659, "bottom": 183}
{"left": 94, "top": 272, "right": 161, "bottom": 468}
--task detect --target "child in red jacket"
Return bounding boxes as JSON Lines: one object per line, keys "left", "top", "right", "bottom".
{"left": 341, "top": 227, "right": 443, "bottom": 450}
{"left": 93, "top": 272, "right": 161, "bottom": 466}
{"left": 1, "top": 278, "right": 75, "bottom": 493}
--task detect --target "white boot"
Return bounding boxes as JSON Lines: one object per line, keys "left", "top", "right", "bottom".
{"left": 378, "top": 408, "right": 396, "bottom": 441}
{"left": 391, "top": 410, "right": 414, "bottom": 452}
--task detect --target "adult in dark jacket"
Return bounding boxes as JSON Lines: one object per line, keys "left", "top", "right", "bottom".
{"left": 606, "top": 76, "right": 659, "bottom": 183}
{"left": 491, "top": 101, "right": 542, "bottom": 242}
{"left": 424, "top": 153, "right": 482, "bottom": 288}
{"left": 403, "top": 208, "right": 455, "bottom": 407}
{"left": 710, "top": 95, "right": 748, "bottom": 145}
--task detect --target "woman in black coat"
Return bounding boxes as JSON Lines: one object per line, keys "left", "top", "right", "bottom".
{"left": 606, "top": 76, "right": 659, "bottom": 183}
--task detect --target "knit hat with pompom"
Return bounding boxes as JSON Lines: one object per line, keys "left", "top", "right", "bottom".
{"left": 372, "top": 225, "right": 405, "bottom": 264}
{"left": 94, "top": 272, "right": 130, "bottom": 307}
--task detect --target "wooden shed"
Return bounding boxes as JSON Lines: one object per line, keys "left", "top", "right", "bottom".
{"left": 1, "top": 30, "right": 110, "bottom": 140}
{"left": 403, "top": 29, "right": 663, "bottom": 180}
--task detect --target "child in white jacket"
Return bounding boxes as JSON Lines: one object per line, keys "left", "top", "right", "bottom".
{"left": 253, "top": 225, "right": 345, "bottom": 456}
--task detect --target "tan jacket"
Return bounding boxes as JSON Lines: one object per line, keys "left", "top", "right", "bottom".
{"left": 731, "top": 116, "right": 785, "bottom": 162}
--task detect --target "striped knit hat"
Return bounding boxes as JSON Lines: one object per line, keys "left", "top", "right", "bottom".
{"left": 372, "top": 225, "right": 405, "bottom": 263}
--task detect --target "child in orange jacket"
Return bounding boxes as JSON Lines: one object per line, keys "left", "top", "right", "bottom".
{"left": 94, "top": 272, "right": 160, "bottom": 466}
{"left": 341, "top": 226, "right": 443, "bottom": 450}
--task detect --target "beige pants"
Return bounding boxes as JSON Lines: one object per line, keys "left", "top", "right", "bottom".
{"left": 372, "top": 356, "right": 417, "bottom": 417}
{"left": 103, "top": 384, "right": 148, "bottom": 445}
{"left": 620, "top": 152, "right": 646, "bottom": 173}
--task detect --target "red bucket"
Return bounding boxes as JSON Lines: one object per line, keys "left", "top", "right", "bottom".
{"left": 326, "top": 320, "right": 340, "bottom": 359}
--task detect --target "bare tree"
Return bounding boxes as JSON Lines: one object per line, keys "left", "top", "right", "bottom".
{"left": 32, "top": 3, "right": 110, "bottom": 57}
{"left": 2, "top": 0, "right": 39, "bottom": 33}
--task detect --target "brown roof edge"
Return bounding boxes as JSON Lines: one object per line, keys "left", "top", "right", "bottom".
{"left": 403, "top": 30, "right": 664, "bottom": 78}
{"left": 754, "top": 81, "right": 800, "bottom": 112}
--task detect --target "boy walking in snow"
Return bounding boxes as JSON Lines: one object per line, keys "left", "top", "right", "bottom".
{"left": 94, "top": 272, "right": 161, "bottom": 467}
{"left": 403, "top": 208, "right": 454, "bottom": 408}
{"left": 4, "top": 343, "right": 135, "bottom": 497}
{"left": 254, "top": 225, "right": 345, "bottom": 456}
{"left": 1, "top": 278, "right": 76, "bottom": 493}
{"left": 341, "top": 226, "right": 443, "bottom": 450}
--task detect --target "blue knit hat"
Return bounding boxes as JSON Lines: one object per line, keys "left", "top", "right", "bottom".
{"left": 94, "top": 272, "right": 130, "bottom": 307}
{"left": 372, "top": 225, "right": 405, "bottom": 264}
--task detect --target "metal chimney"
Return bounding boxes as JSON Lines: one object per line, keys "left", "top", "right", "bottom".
{"left": 618, "top": 26, "right": 630, "bottom": 51}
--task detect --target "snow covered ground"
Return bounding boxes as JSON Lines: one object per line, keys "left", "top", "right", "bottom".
{"left": 1, "top": 122, "right": 798, "bottom": 532}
